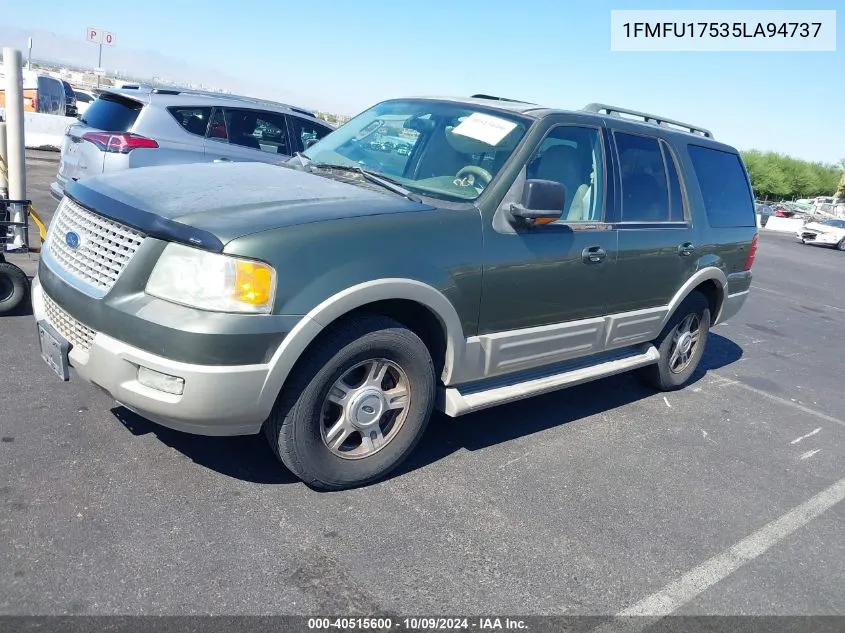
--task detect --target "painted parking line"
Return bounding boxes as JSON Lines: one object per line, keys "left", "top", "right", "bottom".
{"left": 708, "top": 373, "right": 845, "bottom": 429}
{"left": 751, "top": 284, "right": 845, "bottom": 313}
{"left": 594, "top": 475, "right": 845, "bottom": 632}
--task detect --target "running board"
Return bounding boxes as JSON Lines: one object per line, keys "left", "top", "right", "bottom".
{"left": 437, "top": 344, "right": 660, "bottom": 417}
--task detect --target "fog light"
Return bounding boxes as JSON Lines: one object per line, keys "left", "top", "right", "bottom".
{"left": 137, "top": 366, "right": 185, "bottom": 395}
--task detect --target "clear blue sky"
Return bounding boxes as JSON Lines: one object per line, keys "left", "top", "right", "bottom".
{"left": 2, "top": 0, "right": 843, "bottom": 163}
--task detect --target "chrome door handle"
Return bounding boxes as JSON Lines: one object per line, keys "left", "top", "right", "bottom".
{"left": 678, "top": 242, "right": 695, "bottom": 256}
{"left": 213, "top": 157, "right": 232, "bottom": 163}
{"left": 582, "top": 246, "right": 606, "bottom": 264}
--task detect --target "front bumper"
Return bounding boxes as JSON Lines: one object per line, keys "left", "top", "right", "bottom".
{"left": 50, "top": 181, "right": 64, "bottom": 202}
{"left": 798, "top": 230, "right": 840, "bottom": 245}
{"left": 32, "top": 275, "right": 289, "bottom": 436}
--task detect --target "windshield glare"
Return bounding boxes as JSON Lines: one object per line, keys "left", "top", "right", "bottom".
{"left": 301, "top": 99, "right": 530, "bottom": 201}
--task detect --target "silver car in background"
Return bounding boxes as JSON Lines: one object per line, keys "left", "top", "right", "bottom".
{"left": 51, "top": 87, "right": 335, "bottom": 202}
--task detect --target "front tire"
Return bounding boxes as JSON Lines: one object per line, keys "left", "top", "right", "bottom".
{"left": 837, "top": 238, "right": 845, "bottom": 251}
{"left": 641, "top": 291, "right": 711, "bottom": 392}
{"left": 0, "top": 262, "right": 29, "bottom": 316}
{"left": 264, "top": 314, "right": 436, "bottom": 491}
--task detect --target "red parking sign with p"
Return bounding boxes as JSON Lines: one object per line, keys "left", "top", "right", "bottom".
{"left": 86, "top": 28, "right": 115, "bottom": 45}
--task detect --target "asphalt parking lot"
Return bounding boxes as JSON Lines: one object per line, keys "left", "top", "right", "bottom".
{"left": 1, "top": 153, "right": 843, "bottom": 618}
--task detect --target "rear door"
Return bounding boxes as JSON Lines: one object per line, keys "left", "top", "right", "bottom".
{"left": 203, "top": 107, "right": 293, "bottom": 164}
{"left": 609, "top": 128, "right": 698, "bottom": 313}
{"left": 57, "top": 92, "right": 145, "bottom": 189}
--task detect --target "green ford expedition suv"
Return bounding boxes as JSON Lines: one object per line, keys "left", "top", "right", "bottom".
{"left": 32, "top": 95, "right": 757, "bottom": 490}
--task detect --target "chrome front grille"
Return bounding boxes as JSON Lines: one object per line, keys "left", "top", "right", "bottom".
{"left": 43, "top": 292, "right": 97, "bottom": 352}
{"left": 48, "top": 197, "right": 146, "bottom": 294}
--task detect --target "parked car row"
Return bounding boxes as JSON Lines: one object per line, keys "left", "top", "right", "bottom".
{"left": 0, "top": 70, "right": 99, "bottom": 120}
{"left": 754, "top": 200, "right": 813, "bottom": 227}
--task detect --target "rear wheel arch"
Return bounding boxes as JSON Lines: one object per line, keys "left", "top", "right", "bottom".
{"left": 662, "top": 267, "right": 727, "bottom": 329}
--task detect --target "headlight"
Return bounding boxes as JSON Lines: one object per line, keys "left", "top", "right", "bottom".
{"left": 145, "top": 243, "right": 276, "bottom": 314}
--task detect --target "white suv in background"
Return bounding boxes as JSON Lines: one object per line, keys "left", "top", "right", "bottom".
{"left": 51, "top": 87, "right": 335, "bottom": 202}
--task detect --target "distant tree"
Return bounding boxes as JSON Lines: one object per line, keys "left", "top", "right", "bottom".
{"left": 740, "top": 150, "right": 841, "bottom": 200}
{"left": 837, "top": 159, "right": 845, "bottom": 199}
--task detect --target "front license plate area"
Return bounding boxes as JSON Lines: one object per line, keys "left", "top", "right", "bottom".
{"left": 37, "top": 320, "right": 70, "bottom": 381}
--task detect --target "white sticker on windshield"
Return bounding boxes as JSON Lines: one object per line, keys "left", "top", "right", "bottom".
{"left": 451, "top": 112, "right": 518, "bottom": 146}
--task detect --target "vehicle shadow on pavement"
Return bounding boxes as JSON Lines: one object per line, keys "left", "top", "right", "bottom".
{"left": 110, "top": 332, "right": 742, "bottom": 488}
{"left": 111, "top": 408, "right": 299, "bottom": 485}
{"left": 396, "top": 332, "right": 744, "bottom": 477}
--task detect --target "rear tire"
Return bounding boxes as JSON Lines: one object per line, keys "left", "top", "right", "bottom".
{"left": 640, "top": 291, "right": 711, "bottom": 392}
{"left": 0, "top": 262, "right": 29, "bottom": 316}
{"left": 264, "top": 314, "right": 436, "bottom": 491}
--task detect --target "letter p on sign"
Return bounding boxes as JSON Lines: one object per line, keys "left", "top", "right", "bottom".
{"left": 87, "top": 27, "right": 102, "bottom": 43}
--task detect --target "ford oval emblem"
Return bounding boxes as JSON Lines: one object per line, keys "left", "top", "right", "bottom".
{"left": 65, "top": 231, "right": 81, "bottom": 249}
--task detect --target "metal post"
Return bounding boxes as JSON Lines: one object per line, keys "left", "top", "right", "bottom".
{"left": 2, "top": 47, "right": 27, "bottom": 250}
{"left": 0, "top": 122, "right": 8, "bottom": 198}
{"left": 27, "top": 37, "right": 32, "bottom": 70}
{"left": 97, "top": 43, "right": 102, "bottom": 89}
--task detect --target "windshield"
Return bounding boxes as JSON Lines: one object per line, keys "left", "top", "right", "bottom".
{"left": 300, "top": 99, "right": 531, "bottom": 202}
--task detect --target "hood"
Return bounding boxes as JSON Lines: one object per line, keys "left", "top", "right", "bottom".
{"left": 803, "top": 222, "right": 843, "bottom": 233}
{"left": 65, "top": 161, "right": 434, "bottom": 251}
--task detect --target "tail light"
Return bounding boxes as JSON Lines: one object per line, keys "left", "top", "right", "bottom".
{"left": 744, "top": 233, "right": 758, "bottom": 271}
{"left": 82, "top": 132, "right": 159, "bottom": 154}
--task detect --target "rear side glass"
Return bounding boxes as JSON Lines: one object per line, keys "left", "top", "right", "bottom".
{"left": 81, "top": 94, "right": 143, "bottom": 132}
{"left": 661, "top": 141, "right": 686, "bottom": 222}
{"left": 687, "top": 145, "right": 755, "bottom": 228}
{"left": 168, "top": 107, "right": 212, "bottom": 137}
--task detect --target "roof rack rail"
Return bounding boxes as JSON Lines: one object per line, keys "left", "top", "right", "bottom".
{"left": 471, "top": 93, "right": 534, "bottom": 104}
{"left": 582, "top": 103, "right": 714, "bottom": 139}
{"left": 146, "top": 87, "right": 317, "bottom": 118}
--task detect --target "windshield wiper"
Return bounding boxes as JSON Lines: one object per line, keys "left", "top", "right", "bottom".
{"left": 310, "top": 163, "right": 422, "bottom": 202}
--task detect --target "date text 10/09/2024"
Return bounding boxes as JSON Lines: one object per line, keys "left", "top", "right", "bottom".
{"left": 307, "top": 617, "right": 528, "bottom": 630}
{"left": 622, "top": 22, "right": 823, "bottom": 39}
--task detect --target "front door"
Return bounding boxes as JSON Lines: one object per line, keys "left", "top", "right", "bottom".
{"left": 204, "top": 107, "right": 293, "bottom": 165}
{"left": 476, "top": 123, "right": 618, "bottom": 373}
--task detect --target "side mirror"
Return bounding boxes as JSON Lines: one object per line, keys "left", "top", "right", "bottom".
{"left": 510, "top": 179, "right": 566, "bottom": 225}
{"left": 304, "top": 137, "right": 319, "bottom": 149}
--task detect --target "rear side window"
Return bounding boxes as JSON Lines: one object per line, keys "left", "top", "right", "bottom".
{"left": 687, "top": 145, "right": 755, "bottom": 227}
{"left": 81, "top": 93, "right": 143, "bottom": 131}
{"left": 168, "top": 106, "right": 212, "bottom": 137}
